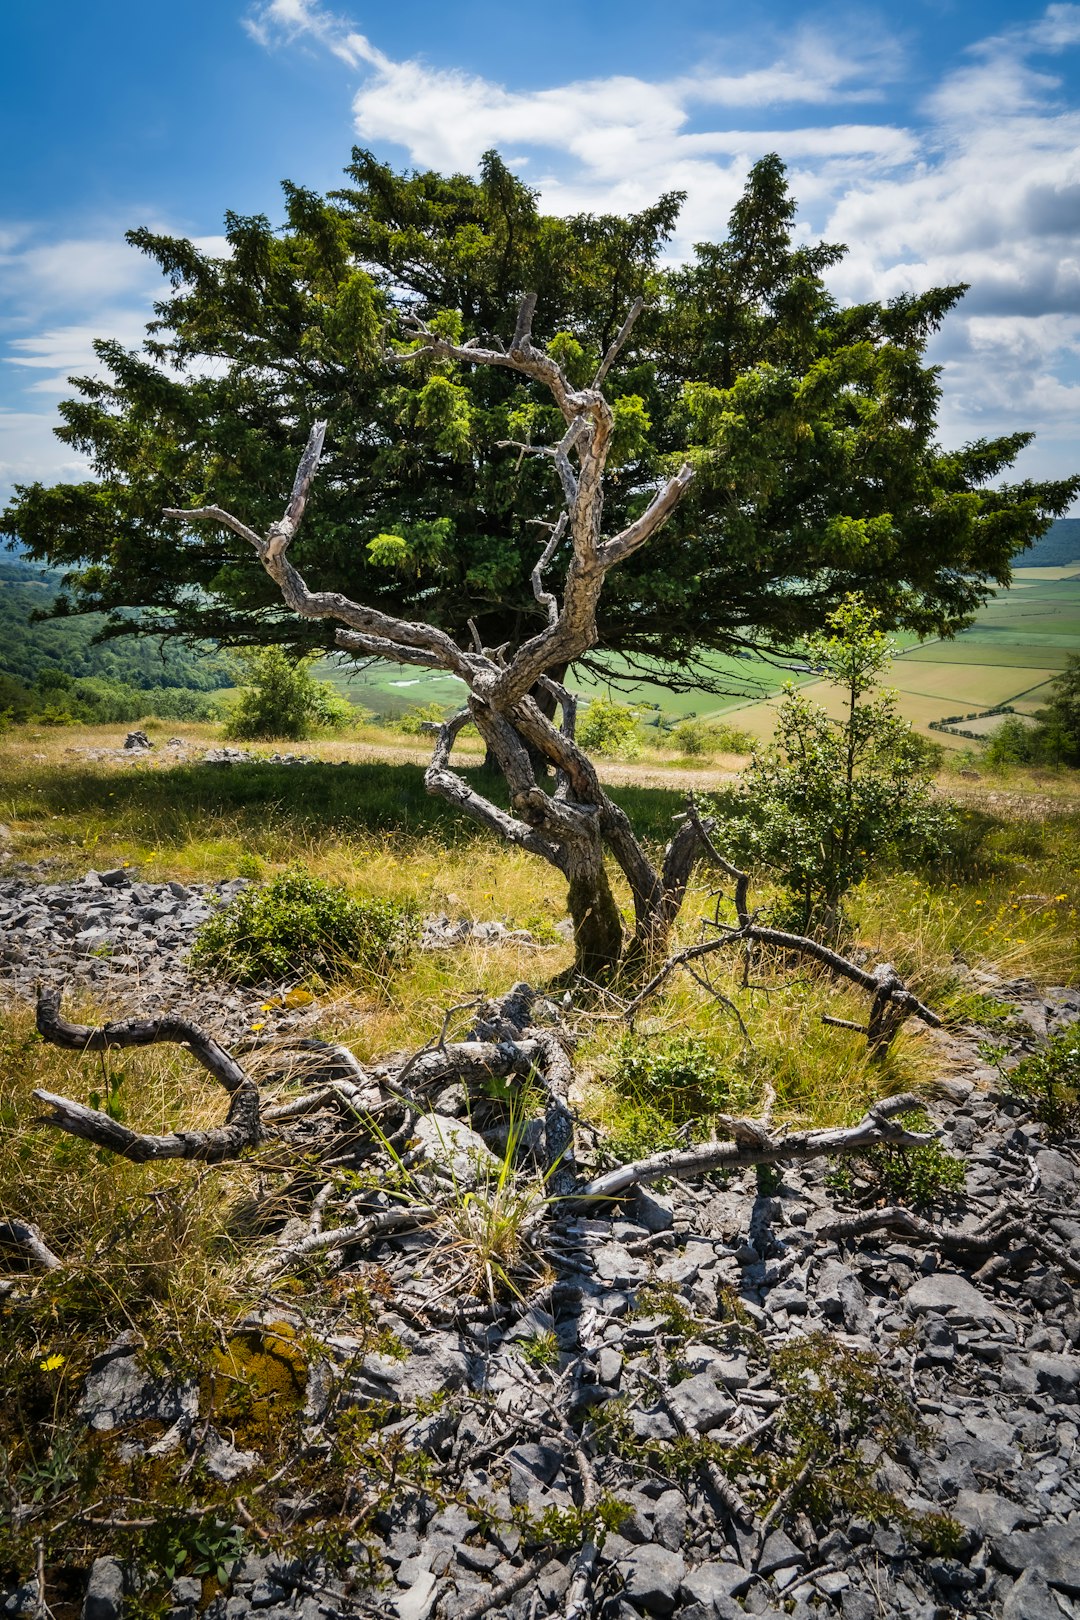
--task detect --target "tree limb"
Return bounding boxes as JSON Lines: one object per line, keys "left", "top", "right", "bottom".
{"left": 576, "top": 1094, "right": 935, "bottom": 1201}
{"left": 0, "top": 1219, "right": 63, "bottom": 1273}
{"left": 32, "top": 1080, "right": 262, "bottom": 1164}
{"left": 36, "top": 985, "right": 249, "bottom": 1093}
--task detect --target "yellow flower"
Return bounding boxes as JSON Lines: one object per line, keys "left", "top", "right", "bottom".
{"left": 39, "top": 1353, "right": 65, "bottom": 1372}
{"left": 974, "top": 900, "right": 983, "bottom": 907}
{"left": 249, "top": 1022, "right": 265, "bottom": 1032}
{"left": 1056, "top": 893, "right": 1068, "bottom": 902}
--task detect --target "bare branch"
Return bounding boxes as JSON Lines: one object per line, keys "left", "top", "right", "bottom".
{"left": 0, "top": 1219, "right": 62, "bottom": 1273}
{"left": 512, "top": 291, "right": 538, "bottom": 352}
{"left": 32, "top": 1080, "right": 261, "bottom": 1164}
{"left": 281, "top": 419, "right": 327, "bottom": 533}
{"left": 600, "top": 462, "right": 695, "bottom": 565}
{"left": 592, "top": 295, "right": 644, "bottom": 389}
{"left": 162, "top": 505, "right": 263, "bottom": 551}
{"left": 334, "top": 630, "right": 446, "bottom": 669}
{"left": 36, "top": 985, "right": 249, "bottom": 1094}
{"left": 577, "top": 1093, "right": 935, "bottom": 1201}
{"left": 531, "top": 512, "right": 567, "bottom": 628}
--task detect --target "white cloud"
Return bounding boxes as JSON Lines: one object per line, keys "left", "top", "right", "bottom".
{"left": 0, "top": 409, "right": 90, "bottom": 493}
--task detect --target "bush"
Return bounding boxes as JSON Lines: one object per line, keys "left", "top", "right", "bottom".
{"left": 1003, "top": 1031, "right": 1080, "bottom": 1141}
{"left": 225, "top": 648, "right": 352, "bottom": 741}
{"left": 577, "top": 697, "right": 641, "bottom": 759}
{"left": 825, "top": 1110, "right": 965, "bottom": 1209}
{"left": 189, "top": 869, "right": 418, "bottom": 986}
{"left": 671, "top": 717, "right": 754, "bottom": 756}
{"left": 398, "top": 701, "right": 448, "bottom": 735}
{"left": 612, "top": 1032, "right": 755, "bottom": 1123}
{"left": 717, "top": 596, "right": 954, "bottom": 937}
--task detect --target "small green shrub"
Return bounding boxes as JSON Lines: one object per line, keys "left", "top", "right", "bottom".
{"left": 613, "top": 1032, "right": 755, "bottom": 1122}
{"left": 671, "top": 717, "right": 754, "bottom": 756}
{"left": 825, "top": 1110, "right": 965, "bottom": 1208}
{"left": 189, "top": 869, "right": 417, "bottom": 986}
{"left": 577, "top": 697, "right": 642, "bottom": 759}
{"left": 1004, "top": 1031, "right": 1080, "bottom": 1141}
{"left": 398, "top": 701, "right": 449, "bottom": 735}
{"left": 601, "top": 1097, "right": 683, "bottom": 1165}
{"left": 225, "top": 648, "right": 352, "bottom": 741}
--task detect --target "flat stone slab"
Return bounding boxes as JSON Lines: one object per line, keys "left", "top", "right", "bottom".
{"left": 904, "top": 1272, "right": 1009, "bottom": 1327}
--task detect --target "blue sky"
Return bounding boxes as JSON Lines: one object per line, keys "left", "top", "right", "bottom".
{"left": 2, "top": 0, "right": 1079, "bottom": 511}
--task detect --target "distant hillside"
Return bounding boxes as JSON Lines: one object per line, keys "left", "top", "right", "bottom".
{"left": 0, "top": 560, "right": 232, "bottom": 691}
{"left": 1022, "top": 518, "right": 1080, "bottom": 567}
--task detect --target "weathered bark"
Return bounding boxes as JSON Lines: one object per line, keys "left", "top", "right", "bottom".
{"left": 567, "top": 855, "right": 625, "bottom": 982}
{"left": 577, "top": 1092, "right": 935, "bottom": 1201}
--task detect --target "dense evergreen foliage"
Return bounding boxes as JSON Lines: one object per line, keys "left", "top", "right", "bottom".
{"left": 986, "top": 656, "right": 1080, "bottom": 768}
{"left": 5, "top": 151, "right": 1075, "bottom": 689}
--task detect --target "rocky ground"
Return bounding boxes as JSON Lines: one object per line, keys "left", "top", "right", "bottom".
{"left": 0, "top": 867, "right": 546, "bottom": 1040}
{"left": 2, "top": 864, "right": 1080, "bottom": 1620}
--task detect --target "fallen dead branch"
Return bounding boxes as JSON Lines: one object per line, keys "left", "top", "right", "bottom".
{"left": 576, "top": 1094, "right": 935, "bottom": 1201}
{"left": 623, "top": 802, "right": 941, "bottom": 1056}
{"left": 821, "top": 1202, "right": 1080, "bottom": 1286}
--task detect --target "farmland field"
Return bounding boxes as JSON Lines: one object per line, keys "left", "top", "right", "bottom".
{"left": 315, "top": 527, "right": 1080, "bottom": 749}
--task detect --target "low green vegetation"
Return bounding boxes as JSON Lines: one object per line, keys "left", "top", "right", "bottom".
{"left": 188, "top": 869, "right": 418, "bottom": 987}
{"left": 1002, "top": 1029, "right": 1080, "bottom": 1141}
{"left": 576, "top": 696, "right": 643, "bottom": 759}
{"left": 984, "top": 655, "right": 1080, "bottom": 769}
{"left": 718, "top": 597, "right": 954, "bottom": 937}
{"left": 825, "top": 1110, "right": 966, "bottom": 1209}
{"left": 223, "top": 647, "right": 356, "bottom": 741}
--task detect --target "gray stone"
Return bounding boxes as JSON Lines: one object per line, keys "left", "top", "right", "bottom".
{"left": 618, "top": 1545, "right": 687, "bottom": 1614}
{"left": 756, "top": 1529, "right": 804, "bottom": 1578}
{"left": 650, "top": 1489, "right": 687, "bottom": 1551}
{"left": 668, "top": 1372, "right": 736, "bottom": 1434}
{"left": 905, "top": 1272, "right": 1008, "bottom": 1326}
{"left": 680, "top": 1563, "right": 754, "bottom": 1608}
{"left": 1036, "top": 1149, "right": 1078, "bottom": 1196}
{"left": 634, "top": 1190, "right": 675, "bottom": 1232}
{"left": 1030, "top": 1350, "right": 1080, "bottom": 1402}
{"left": 170, "top": 1579, "right": 202, "bottom": 1607}
{"left": 597, "top": 1347, "right": 623, "bottom": 1386}
{"left": 1002, "top": 1569, "right": 1070, "bottom": 1619}
{"left": 593, "top": 1243, "right": 649, "bottom": 1287}
{"left": 79, "top": 1342, "right": 188, "bottom": 1432}
{"left": 203, "top": 1430, "right": 262, "bottom": 1483}
{"left": 630, "top": 1406, "right": 678, "bottom": 1443}
{"left": 82, "top": 1558, "right": 124, "bottom": 1620}
{"left": 994, "top": 1523, "right": 1080, "bottom": 1593}
{"left": 953, "top": 1489, "right": 1034, "bottom": 1538}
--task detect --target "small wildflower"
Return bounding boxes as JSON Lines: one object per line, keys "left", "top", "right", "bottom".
{"left": 39, "top": 1353, "right": 65, "bottom": 1372}
{"left": 249, "top": 1021, "right": 265, "bottom": 1032}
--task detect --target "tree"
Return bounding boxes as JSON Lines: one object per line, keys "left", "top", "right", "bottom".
{"left": 1033, "top": 655, "right": 1080, "bottom": 766}
{"left": 224, "top": 646, "right": 352, "bottom": 741}
{"left": 985, "top": 657, "right": 1080, "bottom": 768}
{"left": 5, "top": 151, "right": 1075, "bottom": 687}
{"left": 721, "top": 597, "right": 950, "bottom": 935}
{"left": 164, "top": 298, "right": 702, "bottom": 978}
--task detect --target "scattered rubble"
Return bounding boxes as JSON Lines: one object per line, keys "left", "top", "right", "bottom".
{"left": 22, "top": 1055, "right": 1078, "bottom": 1620}
{"left": 0, "top": 870, "right": 548, "bottom": 1037}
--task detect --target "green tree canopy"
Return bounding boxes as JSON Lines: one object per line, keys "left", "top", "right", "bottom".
{"left": 5, "top": 149, "right": 1076, "bottom": 685}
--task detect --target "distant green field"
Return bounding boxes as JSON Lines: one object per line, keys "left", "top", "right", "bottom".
{"left": 315, "top": 550, "right": 1080, "bottom": 747}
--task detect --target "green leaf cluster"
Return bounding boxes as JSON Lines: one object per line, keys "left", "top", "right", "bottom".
{"left": 224, "top": 646, "right": 353, "bottom": 740}
{"left": 1003, "top": 1030, "right": 1080, "bottom": 1141}
{"left": 720, "top": 595, "right": 955, "bottom": 934}
{"left": 188, "top": 868, "right": 417, "bottom": 986}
